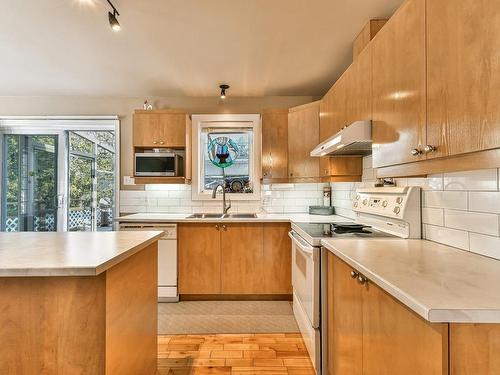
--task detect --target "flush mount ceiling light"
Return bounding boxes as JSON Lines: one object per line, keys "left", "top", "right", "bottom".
{"left": 219, "top": 84, "right": 230, "bottom": 99}
{"left": 107, "top": 0, "right": 121, "bottom": 31}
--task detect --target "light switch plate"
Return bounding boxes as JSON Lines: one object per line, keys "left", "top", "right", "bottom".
{"left": 123, "top": 176, "right": 135, "bottom": 185}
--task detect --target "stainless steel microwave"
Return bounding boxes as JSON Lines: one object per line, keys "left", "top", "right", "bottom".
{"left": 135, "top": 152, "right": 183, "bottom": 177}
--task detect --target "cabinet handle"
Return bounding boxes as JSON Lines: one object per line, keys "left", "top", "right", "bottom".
{"left": 357, "top": 275, "right": 368, "bottom": 285}
{"left": 410, "top": 148, "right": 422, "bottom": 156}
{"left": 159, "top": 140, "right": 165, "bottom": 145}
{"left": 215, "top": 224, "right": 220, "bottom": 231}
{"left": 222, "top": 225, "right": 227, "bottom": 231}
{"left": 424, "top": 145, "right": 436, "bottom": 153}
{"left": 153, "top": 141, "right": 158, "bottom": 145}
{"left": 350, "top": 271, "right": 359, "bottom": 279}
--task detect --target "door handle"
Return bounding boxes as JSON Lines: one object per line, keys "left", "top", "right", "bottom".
{"left": 215, "top": 224, "right": 220, "bottom": 231}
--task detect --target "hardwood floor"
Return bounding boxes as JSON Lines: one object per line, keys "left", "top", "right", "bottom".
{"left": 157, "top": 333, "right": 315, "bottom": 375}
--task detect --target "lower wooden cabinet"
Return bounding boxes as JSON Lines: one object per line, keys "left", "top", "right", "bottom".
{"left": 179, "top": 222, "right": 291, "bottom": 296}
{"left": 178, "top": 223, "right": 221, "bottom": 294}
{"left": 327, "top": 253, "right": 448, "bottom": 375}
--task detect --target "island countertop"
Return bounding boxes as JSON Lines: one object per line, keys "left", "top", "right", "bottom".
{"left": 322, "top": 238, "right": 500, "bottom": 323}
{"left": 0, "top": 231, "right": 163, "bottom": 277}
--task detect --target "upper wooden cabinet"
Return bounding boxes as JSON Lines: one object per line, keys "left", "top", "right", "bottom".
{"left": 353, "top": 19, "right": 387, "bottom": 60}
{"left": 262, "top": 109, "right": 289, "bottom": 181}
{"left": 426, "top": 0, "right": 500, "bottom": 159}
{"left": 327, "top": 253, "right": 448, "bottom": 375}
{"left": 288, "top": 102, "right": 321, "bottom": 180}
{"left": 372, "top": 0, "right": 427, "bottom": 169}
{"left": 133, "top": 110, "right": 188, "bottom": 148}
{"left": 345, "top": 45, "right": 372, "bottom": 125}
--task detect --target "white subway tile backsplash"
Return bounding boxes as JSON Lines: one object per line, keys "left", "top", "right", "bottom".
{"left": 469, "top": 192, "right": 500, "bottom": 214}
{"left": 422, "top": 207, "right": 444, "bottom": 226}
{"left": 424, "top": 224, "right": 470, "bottom": 250}
{"left": 423, "top": 191, "right": 467, "bottom": 210}
{"left": 444, "top": 169, "right": 498, "bottom": 191}
{"left": 469, "top": 233, "right": 500, "bottom": 260}
{"left": 444, "top": 209, "right": 499, "bottom": 236}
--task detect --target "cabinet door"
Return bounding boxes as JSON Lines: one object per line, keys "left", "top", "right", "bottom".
{"left": 262, "top": 109, "right": 289, "bottom": 180}
{"left": 262, "top": 223, "right": 292, "bottom": 294}
{"left": 133, "top": 114, "right": 163, "bottom": 147}
{"left": 288, "top": 102, "right": 320, "bottom": 179}
{"left": 345, "top": 45, "right": 372, "bottom": 125}
{"left": 159, "top": 114, "right": 187, "bottom": 148}
{"left": 450, "top": 324, "right": 500, "bottom": 375}
{"left": 372, "top": 0, "right": 427, "bottom": 168}
{"left": 362, "top": 281, "right": 448, "bottom": 375}
{"left": 178, "top": 223, "right": 221, "bottom": 294}
{"left": 426, "top": 0, "right": 500, "bottom": 159}
{"left": 327, "top": 254, "right": 363, "bottom": 375}
{"left": 220, "top": 223, "right": 264, "bottom": 294}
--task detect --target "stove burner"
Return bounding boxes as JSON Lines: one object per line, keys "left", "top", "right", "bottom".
{"left": 331, "top": 223, "right": 372, "bottom": 234}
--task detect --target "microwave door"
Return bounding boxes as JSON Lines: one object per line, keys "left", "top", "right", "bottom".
{"left": 135, "top": 155, "right": 176, "bottom": 176}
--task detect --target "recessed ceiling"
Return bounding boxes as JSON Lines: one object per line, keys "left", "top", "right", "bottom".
{"left": 0, "top": 0, "right": 403, "bottom": 97}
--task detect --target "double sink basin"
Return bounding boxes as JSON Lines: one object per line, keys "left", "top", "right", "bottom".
{"left": 186, "top": 213, "right": 258, "bottom": 219}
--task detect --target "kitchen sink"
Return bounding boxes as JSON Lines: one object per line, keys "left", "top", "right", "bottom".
{"left": 186, "top": 213, "right": 258, "bottom": 219}
{"left": 223, "top": 213, "right": 258, "bottom": 219}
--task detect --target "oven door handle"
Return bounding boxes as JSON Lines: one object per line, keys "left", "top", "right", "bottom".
{"left": 288, "top": 230, "right": 315, "bottom": 256}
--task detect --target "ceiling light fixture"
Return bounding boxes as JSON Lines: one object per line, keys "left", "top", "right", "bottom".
{"left": 219, "top": 84, "right": 230, "bottom": 99}
{"left": 107, "top": 0, "right": 121, "bottom": 31}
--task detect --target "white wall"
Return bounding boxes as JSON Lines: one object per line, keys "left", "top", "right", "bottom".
{"left": 331, "top": 156, "right": 500, "bottom": 261}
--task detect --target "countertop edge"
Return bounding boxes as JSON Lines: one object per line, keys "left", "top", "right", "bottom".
{"left": 93, "top": 231, "right": 164, "bottom": 275}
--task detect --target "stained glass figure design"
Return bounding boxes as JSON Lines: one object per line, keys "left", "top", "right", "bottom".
{"left": 207, "top": 136, "right": 239, "bottom": 169}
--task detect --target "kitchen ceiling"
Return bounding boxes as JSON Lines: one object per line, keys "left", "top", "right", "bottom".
{"left": 0, "top": 0, "right": 402, "bottom": 97}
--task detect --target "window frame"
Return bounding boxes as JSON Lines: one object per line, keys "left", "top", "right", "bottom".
{"left": 191, "top": 114, "right": 261, "bottom": 201}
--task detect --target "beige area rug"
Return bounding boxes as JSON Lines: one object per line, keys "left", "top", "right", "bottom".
{"left": 158, "top": 301, "right": 299, "bottom": 335}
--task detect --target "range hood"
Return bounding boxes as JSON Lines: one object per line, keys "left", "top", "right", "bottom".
{"left": 310, "top": 120, "right": 372, "bottom": 157}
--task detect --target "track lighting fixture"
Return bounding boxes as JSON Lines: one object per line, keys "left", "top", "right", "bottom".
{"left": 107, "top": 0, "right": 121, "bottom": 31}
{"left": 219, "top": 84, "right": 230, "bottom": 99}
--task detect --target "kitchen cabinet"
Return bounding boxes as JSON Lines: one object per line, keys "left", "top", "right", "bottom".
{"left": 178, "top": 223, "right": 221, "bottom": 295}
{"left": 221, "top": 223, "right": 264, "bottom": 294}
{"left": 344, "top": 45, "right": 372, "bottom": 126}
{"left": 133, "top": 110, "right": 187, "bottom": 148}
{"left": 371, "top": 0, "right": 427, "bottom": 168}
{"left": 450, "top": 324, "right": 500, "bottom": 374}
{"left": 178, "top": 222, "right": 292, "bottom": 297}
{"left": 327, "top": 251, "right": 363, "bottom": 375}
{"left": 327, "top": 253, "right": 448, "bottom": 375}
{"left": 426, "top": 0, "right": 500, "bottom": 159}
{"left": 288, "top": 101, "right": 321, "bottom": 180}
{"left": 263, "top": 223, "right": 293, "bottom": 294}
{"left": 262, "top": 109, "right": 289, "bottom": 181}
{"left": 352, "top": 19, "right": 387, "bottom": 60}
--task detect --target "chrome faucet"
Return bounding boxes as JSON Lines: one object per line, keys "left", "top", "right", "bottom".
{"left": 212, "top": 182, "right": 231, "bottom": 215}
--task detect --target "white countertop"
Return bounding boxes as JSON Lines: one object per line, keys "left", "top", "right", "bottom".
{"left": 0, "top": 231, "right": 163, "bottom": 277}
{"left": 322, "top": 238, "right": 500, "bottom": 323}
{"left": 116, "top": 212, "right": 347, "bottom": 223}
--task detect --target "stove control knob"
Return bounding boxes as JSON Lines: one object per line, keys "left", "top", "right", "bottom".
{"left": 382, "top": 200, "right": 388, "bottom": 208}
{"left": 353, "top": 202, "right": 358, "bottom": 208}
{"left": 396, "top": 197, "right": 403, "bottom": 204}
{"left": 355, "top": 195, "right": 360, "bottom": 201}
{"left": 393, "top": 206, "right": 401, "bottom": 215}
{"left": 362, "top": 199, "right": 368, "bottom": 206}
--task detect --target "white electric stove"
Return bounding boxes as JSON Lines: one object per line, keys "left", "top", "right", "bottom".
{"left": 288, "top": 186, "right": 421, "bottom": 374}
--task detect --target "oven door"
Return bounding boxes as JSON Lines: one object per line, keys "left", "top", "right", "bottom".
{"left": 289, "top": 230, "right": 320, "bottom": 328}
{"left": 135, "top": 153, "right": 177, "bottom": 176}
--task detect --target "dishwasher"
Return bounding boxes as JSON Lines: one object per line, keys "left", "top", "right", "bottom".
{"left": 119, "top": 222, "right": 178, "bottom": 302}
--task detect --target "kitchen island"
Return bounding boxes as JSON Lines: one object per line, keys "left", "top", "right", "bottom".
{"left": 0, "top": 231, "right": 162, "bottom": 375}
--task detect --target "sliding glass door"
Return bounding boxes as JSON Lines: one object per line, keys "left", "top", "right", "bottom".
{"left": 2, "top": 135, "right": 58, "bottom": 232}
{"left": 0, "top": 118, "right": 118, "bottom": 232}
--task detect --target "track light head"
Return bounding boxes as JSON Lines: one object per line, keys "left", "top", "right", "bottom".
{"left": 108, "top": 10, "right": 120, "bottom": 31}
{"left": 107, "top": 0, "right": 120, "bottom": 31}
{"left": 220, "top": 84, "right": 230, "bottom": 99}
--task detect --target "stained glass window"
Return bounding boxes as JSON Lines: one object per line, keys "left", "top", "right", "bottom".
{"left": 200, "top": 128, "right": 253, "bottom": 194}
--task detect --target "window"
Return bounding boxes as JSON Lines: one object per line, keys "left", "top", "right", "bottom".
{"left": 192, "top": 115, "right": 261, "bottom": 201}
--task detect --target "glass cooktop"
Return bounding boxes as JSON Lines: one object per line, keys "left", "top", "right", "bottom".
{"left": 294, "top": 222, "right": 398, "bottom": 238}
